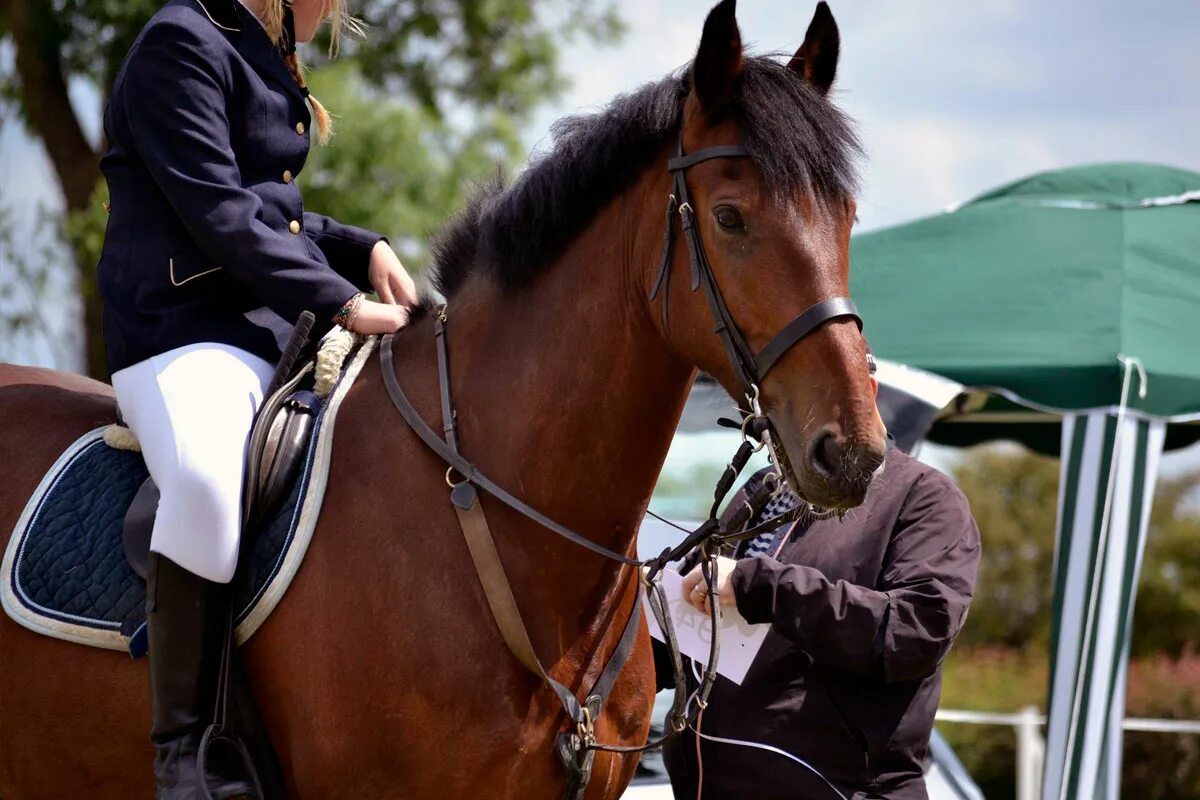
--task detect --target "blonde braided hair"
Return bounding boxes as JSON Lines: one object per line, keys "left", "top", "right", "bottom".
{"left": 258, "top": 1, "right": 364, "bottom": 146}
{"left": 282, "top": 51, "right": 333, "bottom": 145}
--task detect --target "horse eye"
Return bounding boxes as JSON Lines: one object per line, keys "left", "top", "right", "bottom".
{"left": 714, "top": 205, "right": 745, "bottom": 231}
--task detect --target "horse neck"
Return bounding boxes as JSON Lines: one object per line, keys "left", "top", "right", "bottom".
{"left": 438, "top": 166, "right": 693, "bottom": 652}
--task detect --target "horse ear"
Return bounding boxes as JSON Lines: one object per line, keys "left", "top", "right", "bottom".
{"left": 788, "top": 2, "right": 840, "bottom": 95}
{"left": 691, "top": 0, "right": 744, "bottom": 116}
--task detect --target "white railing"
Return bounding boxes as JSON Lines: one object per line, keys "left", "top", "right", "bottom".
{"left": 934, "top": 707, "right": 1200, "bottom": 800}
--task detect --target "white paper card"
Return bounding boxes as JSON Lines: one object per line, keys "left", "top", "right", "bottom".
{"left": 643, "top": 568, "right": 770, "bottom": 686}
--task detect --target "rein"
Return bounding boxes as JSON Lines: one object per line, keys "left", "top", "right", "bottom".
{"left": 379, "top": 130, "right": 860, "bottom": 799}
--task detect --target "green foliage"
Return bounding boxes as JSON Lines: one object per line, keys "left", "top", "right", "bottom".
{"left": 1131, "top": 471, "right": 1200, "bottom": 658}
{"left": 0, "top": 204, "right": 77, "bottom": 366}
{"left": 951, "top": 445, "right": 1200, "bottom": 657}
{"left": 1, "top": 0, "right": 621, "bottom": 131}
{"left": 317, "top": 0, "right": 623, "bottom": 119}
{"left": 939, "top": 646, "right": 1047, "bottom": 799}
{"left": 300, "top": 60, "right": 517, "bottom": 273}
{"left": 61, "top": 180, "right": 110, "bottom": 371}
{"left": 64, "top": 180, "right": 109, "bottom": 270}
{"left": 939, "top": 646, "right": 1200, "bottom": 799}
{"left": 53, "top": 0, "right": 164, "bottom": 93}
{"left": 1123, "top": 649, "right": 1200, "bottom": 799}
{"left": 952, "top": 447, "right": 1059, "bottom": 648}
{"left": 0, "top": 206, "right": 40, "bottom": 338}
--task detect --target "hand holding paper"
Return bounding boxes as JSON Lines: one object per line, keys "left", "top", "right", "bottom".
{"left": 680, "top": 556, "right": 739, "bottom": 613}
{"left": 643, "top": 568, "right": 769, "bottom": 685}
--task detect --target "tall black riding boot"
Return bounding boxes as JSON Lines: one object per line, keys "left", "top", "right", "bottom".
{"left": 146, "top": 552, "right": 257, "bottom": 800}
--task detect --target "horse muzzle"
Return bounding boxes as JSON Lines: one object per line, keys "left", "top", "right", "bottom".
{"left": 772, "top": 419, "right": 885, "bottom": 511}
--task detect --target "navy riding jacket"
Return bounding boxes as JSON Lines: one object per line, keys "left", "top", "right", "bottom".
{"left": 97, "top": 0, "right": 383, "bottom": 375}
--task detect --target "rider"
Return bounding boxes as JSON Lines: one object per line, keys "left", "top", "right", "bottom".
{"left": 97, "top": 0, "right": 415, "bottom": 795}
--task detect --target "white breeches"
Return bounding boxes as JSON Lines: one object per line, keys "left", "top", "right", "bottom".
{"left": 110, "top": 342, "right": 276, "bottom": 583}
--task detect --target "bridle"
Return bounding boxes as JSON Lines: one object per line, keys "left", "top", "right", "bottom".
{"left": 378, "top": 125, "right": 866, "bottom": 800}
{"left": 651, "top": 129, "right": 863, "bottom": 404}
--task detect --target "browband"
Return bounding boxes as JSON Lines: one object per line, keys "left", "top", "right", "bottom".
{"left": 667, "top": 145, "right": 750, "bottom": 173}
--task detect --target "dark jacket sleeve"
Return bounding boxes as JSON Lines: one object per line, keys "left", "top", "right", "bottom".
{"left": 118, "top": 21, "right": 359, "bottom": 324}
{"left": 302, "top": 212, "right": 384, "bottom": 293}
{"left": 730, "top": 471, "right": 981, "bottom": 682}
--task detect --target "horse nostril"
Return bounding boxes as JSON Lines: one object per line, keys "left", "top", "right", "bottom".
{"left": 810, "top": 429, "right": 842, "bottom": 479}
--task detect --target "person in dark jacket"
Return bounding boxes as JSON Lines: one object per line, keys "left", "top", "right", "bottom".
{"left": 96, "top": 1, "right": 415, "bottom": 796}
{"left": 664, "top": 442, "right": 981, "bottom": 800}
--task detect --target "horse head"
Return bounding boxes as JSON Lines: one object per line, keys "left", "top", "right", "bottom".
{"left": 652, "top": 0, "right": 886, "bottom": 509}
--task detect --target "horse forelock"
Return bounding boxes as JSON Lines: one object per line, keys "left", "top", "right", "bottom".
{"left": 428, "top": 55, "right": 861, "bottom": 300}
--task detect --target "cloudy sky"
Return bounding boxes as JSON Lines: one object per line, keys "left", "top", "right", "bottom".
{"left": 533, "top": 0, "right": 1199, "bottom": 233}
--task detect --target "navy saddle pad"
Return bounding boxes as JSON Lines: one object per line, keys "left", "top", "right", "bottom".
{"left": 2, "top": 337, "right": 372, "bottom": 653}
{"left": 5, "top": 429, "right": 311, "bottom": 649}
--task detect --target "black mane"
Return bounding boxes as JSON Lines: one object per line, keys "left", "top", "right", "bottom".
{"left": 430, "top": 56, "right": 860, "bottom": 298}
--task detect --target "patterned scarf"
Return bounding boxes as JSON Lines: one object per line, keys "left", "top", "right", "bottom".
{"left": 734, "top": 467, "right": 808, "bottom": 559}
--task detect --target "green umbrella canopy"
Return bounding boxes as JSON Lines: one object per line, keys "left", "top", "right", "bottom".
{"left": 850, "top": 163, "right": 1200, "bottom": 451}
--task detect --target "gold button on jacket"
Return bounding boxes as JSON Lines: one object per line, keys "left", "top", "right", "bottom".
{"left": 288, "top": 219, "right": 301, "bottom": 234}
{"left": 282, "top": 169, "right": 293, "bottom": 184}
{"left": 295, "top": 121, "right": 305, "bottom": 135}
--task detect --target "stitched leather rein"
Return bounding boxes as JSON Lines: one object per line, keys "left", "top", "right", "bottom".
{"left": 379, "top": 130, "right": 862, "bottom": 799}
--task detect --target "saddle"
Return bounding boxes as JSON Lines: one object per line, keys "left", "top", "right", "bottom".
{"left": 120, "top": 313, "right": 325, "bottom": 580}
{"left": 2, "top": 316, "right": 373, "bottom": 653}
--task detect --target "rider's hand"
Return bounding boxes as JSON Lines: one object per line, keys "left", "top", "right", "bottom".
{"left": 681, "top": 556, "right": 739, "bottom": 614}
{"left": 368, "top": 240, "right": 418, "bottom": 307}
{"left": 349, "top": 299, "right": 409, "bottom": 335}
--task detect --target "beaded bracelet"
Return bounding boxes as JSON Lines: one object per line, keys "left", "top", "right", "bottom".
{"left": 332, "top": 292, "right": 364, "bottom": 330}
{"left": 347, "top": 293, "right": 364, "bottom": 330}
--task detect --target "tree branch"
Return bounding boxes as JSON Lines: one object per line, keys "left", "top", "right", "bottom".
{"left": 0, "top": 0, "right": 100, "bottom": 210}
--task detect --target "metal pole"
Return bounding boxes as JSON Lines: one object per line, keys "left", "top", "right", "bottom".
{"left": 1016, "top": 705, "right": 1045, "bottom": 800}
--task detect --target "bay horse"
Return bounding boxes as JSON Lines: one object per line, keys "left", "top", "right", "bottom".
{"left": 0, "top": 1, "right": 886, "bottom": 797}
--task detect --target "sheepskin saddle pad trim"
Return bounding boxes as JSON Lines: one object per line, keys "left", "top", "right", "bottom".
{"left": 1, "top": 337, "right": 376, "bottom": 652}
